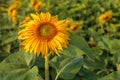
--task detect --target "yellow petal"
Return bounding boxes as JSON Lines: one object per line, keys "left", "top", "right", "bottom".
{"left": 31, "top": 14, "right": 40, "bottom": 21}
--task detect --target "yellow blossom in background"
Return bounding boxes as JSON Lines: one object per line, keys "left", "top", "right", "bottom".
{"left": 30, "top": 0, "right": 42, "bottom": 12}
{"left": 34, "top": 1, "right": 42, "bottom": 12}
{"left": 7, "top": 0, "right": 20, "bottom": 16}
{"left": 7, "top": 0, "right": 20, "bottom": 23}
{"left": 98, "top": 11, "right": 112, "bottom": 22}
{"left": 7, "top": 4, "right": 17, "bottom": 16}
{"left": 11, "top": 10, "right": 17, "bottom": 17}
{"left": 64, "top": 20, "right": 82, "bottom": 33}
{"left": 11, "top": 9, "right": 18, "bottom": 23}
{"left": 64, "top": 20, "right": 72, "bottom": 29}
{"left": 68, "top": 22, "right": 81, "bottom": 33}
{"left": 11, "top": 16, "right": 17, "bottom": 23}
{"left": 30, "top": 0, "right": 39, "bottom": 8}
{"left": 18, "top": 12, "right": 69, "bottom": 57}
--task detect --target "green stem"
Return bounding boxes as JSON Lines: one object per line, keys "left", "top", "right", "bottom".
{"left": 45, "top": 55, "right": 49, "bottom": 80}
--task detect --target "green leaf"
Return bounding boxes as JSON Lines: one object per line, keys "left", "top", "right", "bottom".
{"left": 113, "top": 50, "right": 120, "bottom": 63}
{"left": 1, "top": 51, "right": 34, "bottom": 67}
{"left": 98, "top": 36, "right": 111, "bottom": 51}
{"left": 110, "top": 39, "right": 120, "bottom": 53}
{"left": 98, "top": 36, "right": 120, "bottom": 53}
{"left": 60, "top": 45, "right": 84, "bottom": 57}
{"left": 98, "top": 71, "right": 120, "bottom": 80}
{"left": 50, "top": 56, "right": 83, "bottom": 80}
{"left": 69, "top": 33, "right": 94, "bottom": 59}
{"left": 78, "top": 69, "right": 98, "bottom": 80}
{"left": 0, "top": 51, "right": 44, "bottom": 80}
{"left": 1, "top": 31, "right": 17, "bottom": 45}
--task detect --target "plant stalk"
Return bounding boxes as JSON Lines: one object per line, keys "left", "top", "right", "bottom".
{"left": 45, "top": 55, "right": 49, "bottom": 80}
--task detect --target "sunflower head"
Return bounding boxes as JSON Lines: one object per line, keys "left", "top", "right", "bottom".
{"left": 11, "top": 10, "right": 17, "bottom": 17}
{"left": 98, "top": 11, "right": 112, "bottom": 22}
{"left": 64, "top": 20, "right": 72, "bottom": 28}
{"left": 30, "top": 0, "right": 42, "bottom": 12}
{"left": 7, "top": 0, "right": 20, "bottom": 16}
{"left": 11, "top": 16, "right": 17, "bottom": 23}
{"left": 66, "top": 21, "right": 81, "bottom": 33}
{"left": 30, "top": 0, "right": 38, "bottom": 8}
{"left": 69, "top": 22, "right": 80, "bottom": 33}
{"left": 7, "top": 4, "right": 17, "bottom": 16}
{"left": 18, "top": 12, "right": 69, "bottom": 57}
{"left": 34, "top": 1, "right": 42, "bottom": 12}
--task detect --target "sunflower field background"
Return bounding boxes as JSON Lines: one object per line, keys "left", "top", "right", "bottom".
{"left": 0, "top": 0, "right": 120, "bottom": 80}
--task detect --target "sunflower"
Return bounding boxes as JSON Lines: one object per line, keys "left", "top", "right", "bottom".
{"left": 7, "top": 0, "right": 20, "bottom": 24}
{"left": 7, "top": 0, "right": 20, "bottom": 16}
{"left": 30, "top": 0, "right": 38, "bottom": 8}
{"left": 34, "top": 1, "right": 42, "bottom": 12}
{"left": 65, "top": 21, "right": 82, "bottom": 33}
{"left": 7, "top": 4, "right": 17, "bottom": 16}
{"left": 11, "top": 16, "right": 17, "bottom": 23}
{"left": 68, "top": 22, "right": 81, "bottom": 33}
{"left": 30, "top": 0, "right": 42, "bottom": 12}
{"left": 98, "top": 11, "right": 112, "bottom": 22}
{"left": 11, "top": 10, "right": 17, "bottom": 17}
{"left": 18, "top": 12, "right": 69, "bottom": 57}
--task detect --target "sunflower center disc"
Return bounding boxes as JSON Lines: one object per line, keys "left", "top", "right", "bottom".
{"left": 39, "top": 24, "right": 55, "bottom": 37}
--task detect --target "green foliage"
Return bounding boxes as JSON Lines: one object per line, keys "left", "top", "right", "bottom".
{"left": 69, "top": 33, "right": 94, "bottom": 59}
{"left": 0, "top": 0, "right": 120, "bottom": 80}
{"left": 99, "top": 71, "right": 120, "bottom": 80}
{"left": 50, "top": 56, "right": 83, "bottom": 80}
{"left": 0, "top": 51, "right": 43, "bottom": 80}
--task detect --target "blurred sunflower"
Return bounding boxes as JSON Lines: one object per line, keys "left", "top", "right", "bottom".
{"left": 63, "top": 20, "right": 71, "bottom": 30}
{"left": 34, "top": 1, "right": 42, "bottom": 12}
{"left": 18, "top": 12, "right": 69, "bottom": 57}
{"left": 69, "top": 22, "right": 81, "bottom": 33}
{"left": 7, "top": 0, "right": 20, "bottom": 23}
{"left": 7, "top": 4, "right": 17, "bottom": 16}
{"left": 30, "top": 0, "right": 42, "bottom": 12}
{"left": 11, "top": 10, "right": 17, "bottom": 17}
{"left": 98, "top": 10, "right": 112, "bottom": 22}
{"left": 66, "top": 21, "right": 81, "bottom": 33}
{"left": 11, "top": 16, "right": 17, "bottom": 23}
{"left": 11, "top": 10, "right": 17, "bottom": 23}
{"left": 7, "top": 0, "right": 20, "bottom": 16}
{"left": 30, "top": 0, "right": 38, "bottom": 8}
